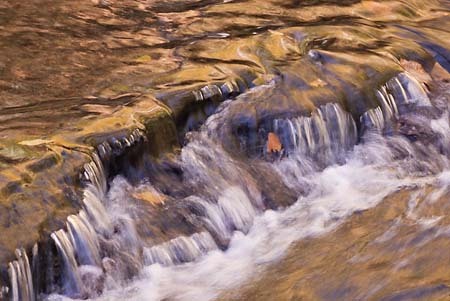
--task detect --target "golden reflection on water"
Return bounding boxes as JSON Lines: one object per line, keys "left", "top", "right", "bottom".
{"left": 224, "top": 185, "right": 450, "bottom": 301}
{"left": 0, "top": 0, "right": 450, "bottom": 298}
{"left": 0, "top": 1, "right": 448, "bottom": 132}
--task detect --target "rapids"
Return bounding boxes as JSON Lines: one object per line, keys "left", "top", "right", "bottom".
{"left": 35, "top": 73, "right": 450, "bottom": 300}
{"left": 1, "top": 0, "right": 450, "bottom": 300}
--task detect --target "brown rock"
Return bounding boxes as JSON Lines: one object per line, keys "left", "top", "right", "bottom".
{"left": 132, "top": 190, "right": 166, "bottom": 206}
{"left": 400, "top": 59, "right": 433, "bottom": 88}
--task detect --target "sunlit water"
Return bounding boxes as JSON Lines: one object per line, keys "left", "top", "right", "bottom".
{"left": 2, "top": 0, "right": 450, "bottom": 300}
{"left": 75, "top": 148, "right": 446, "bottom": 301}
{"left": 43, "top": 76, "right": 450, "bottom": 300}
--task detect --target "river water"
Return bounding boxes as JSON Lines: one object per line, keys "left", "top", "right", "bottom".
{"left": 2, "top": 0, "right": 450, "bottom": 300}
{"left": 40, "top": 73, "right": 450, "bottom": 301}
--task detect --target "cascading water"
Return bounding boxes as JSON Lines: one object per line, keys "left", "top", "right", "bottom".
{"left": 46, "top": 154, "right": 109, "bottom": 299}
{"left": 2, "top": 0, "right": 450, "bottom": 300}
{"left": 272, "top": 102, "right": 357, "bottom": 165}
{"left": 3, "top": 129, "right": 149, "bottom": 300}
{"left": 0, "top": 70, "right": 438, "bottom": 301}
{"left": 7, "top": 248, "right": 35, "bottom": 301}
{"left": 361, "top": 72, "right": 430, "bottom": 134}
{"left": 144, "top": 232, "right": 218, "bottom": 267}
{"left": 2, "top": 70, "right": 447, "bottom": 301}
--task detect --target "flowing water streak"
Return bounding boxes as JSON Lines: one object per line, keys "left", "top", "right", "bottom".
{"left": 66, "top": 212, "right": 101, "bottom": 267}
{"left": 42, "top": 70, "right": 449, "bottom": 301}
{"left": 273, "top": 102, "right": 357, "bottom": 164}
{"left": 47, "top": 149, "right": 111, "bottom": 297}
{"left": 361, "top": 106, "right": 385, "bottom": 132}
{"left": 7, "top": 249, "right": 34, "bottom": 301}
{"left": 5, "top": 137, "right": 112, "bottom": 300}
{"left": 98, "top": 117, "right": 449, "bottom": 300}
{"left": 0, "top": 69, "right": 434, "bottom": 300}
{"left": 74, "top": 130, "right": 449, "bottom": 301}
{"left": 186, "top": 186, "right": 260, "bottom": 243}
{"left": 50, "top": 230, "right": 82, "bottom": 295}
{"left": 144, "top": 232, "right": 218, "bottom": 267}
{"left": 361, "top": 72, "right": 430, "bottom": 133}
{"left": 83, "top": 153, "right": 107, "bottom": 198}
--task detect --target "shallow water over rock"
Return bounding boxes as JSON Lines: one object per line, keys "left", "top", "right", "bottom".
{"left": 1, "top": 0, "right": 450, "bottom": 300}
{"left": 42, "top": 75, "right": 450, "bottom": 301}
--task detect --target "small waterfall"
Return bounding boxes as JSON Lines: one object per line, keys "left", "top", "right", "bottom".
{"left": 82, "top": 153, "right": 107, "bottom": 198}
{"left": 72, "top": 75, "right": 449, "bottom": 301}
{"left": 44, "top": 154, "right": 117, "bottom": 297}
{"left": 361, "top": 72, "right": 430, "bottom": 133}
{"left": 81, "top": 187, "right": 112, "bottom": 236}
{"left": 273, "top": 72, "right": 429, "bottom": 160}
{"left": 5, "top": 68, "right": 446, "bottom": 301}
{"left": 361, "top": 106, "right": 386, "bottom": 133}
{"left": 376, "top": 85, "right": 399, "bottom": 120}
{"left": 7, "top": 249, "right": 35, "bottom": 301}
{"left": 188, "top": 187, "right": 259, "bottom": 243}
{"left": 41, "top": 71, "right": 437, "bottom": 300}
{"left": 45, "top": 145, "right": 110, "bottom": 297}
{"left": 33, "top": 130, "right": 148, "bottom": 298}
{"left": 67, "top": 212, "right": 101, "bottom": 267}
{"left": 389, "top": 72, "right": 430, "bottom": 106}
{"left": 4, "top": 129, "right": 147, "bottom": 300}
{"left": 272, "top": 102, "right": 358, "bottom": 165}
{"left": 50, "top": 230, "right": 82, "bottom": 296}
{"left": 144, "top": 232, "right": 217, "bottom": 266}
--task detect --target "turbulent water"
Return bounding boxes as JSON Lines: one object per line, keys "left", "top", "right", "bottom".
{"left": 31, "top": 73, "right": 448, "bottom": 301}
{"left": 2, "top": 0, "right": 450, "bottom": 300}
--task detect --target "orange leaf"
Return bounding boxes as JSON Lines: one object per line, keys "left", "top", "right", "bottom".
{"left": 267, "top": 132, "right": 282, "bottom": 153}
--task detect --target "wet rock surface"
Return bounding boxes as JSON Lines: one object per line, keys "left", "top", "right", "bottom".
{"left": 0, "top": 95, "right": 177, "bottom": 272}
{"left": 223, "top": 186, "right": 450, "bottom": 301}
{"left": 0, "top": 0, "right": 450, "bottom": 300}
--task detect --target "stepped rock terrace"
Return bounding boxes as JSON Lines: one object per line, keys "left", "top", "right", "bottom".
{"left": 0, "top": 0, "right": 450, "bottom": 300}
